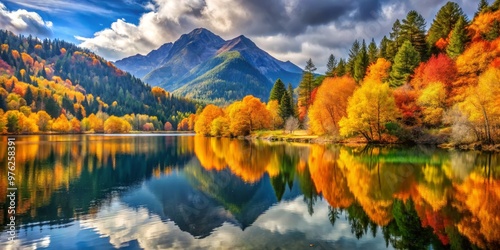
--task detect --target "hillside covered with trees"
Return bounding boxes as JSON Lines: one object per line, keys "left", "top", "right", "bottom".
{"left": 0, "top": 30, "right": 198, "bottom": 133}
{"left": 193, "top": 1, "right": 500, "bottom": 146}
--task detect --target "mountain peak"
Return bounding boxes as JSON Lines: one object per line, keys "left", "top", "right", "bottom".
{"left": 217, "top": 35, "right": 257, "bottom": 54}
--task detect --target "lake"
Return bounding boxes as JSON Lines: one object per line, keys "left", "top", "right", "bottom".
{"left": 0, "top": 135, "right": 499, "bottom": 249}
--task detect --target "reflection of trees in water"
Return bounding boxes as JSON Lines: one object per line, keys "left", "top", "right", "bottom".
{"left": 3, "top": 136, "right": 500, "bottom": 249}
{"left": 0, "top": 135, "right": 195, "bottom": 229}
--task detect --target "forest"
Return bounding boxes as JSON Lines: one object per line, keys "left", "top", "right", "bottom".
{"left": 193, "top": 1, "right": 500, "bottom": 145}
{"left": 0, "top": 30, "right": 198, "bottom": 133}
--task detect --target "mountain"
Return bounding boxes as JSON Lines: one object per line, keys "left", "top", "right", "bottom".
{"left": 114, "top": 42, "right": 173, "bottom": 78}
{"left": 115, "top": 28, "right": 303, "bottom": 104}
{"left": 0, "top": 30, "right": 197, "bottom": 128}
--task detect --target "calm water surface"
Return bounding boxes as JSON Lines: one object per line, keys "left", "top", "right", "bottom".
{"left": 0, "top": 135, "right": 499, "bottom": 249}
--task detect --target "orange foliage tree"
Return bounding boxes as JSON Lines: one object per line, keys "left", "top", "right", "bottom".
{"left": 227, "top": 95, "right": 271, "bottom": 136}
{"left": 411, "top": 54, "right": 457, "bottom": 96}
{"left": 309, "top": 76, "right": 356, "bottom": 135}
{"left": 194, "top": 104, "right": 224, "bottom": 136}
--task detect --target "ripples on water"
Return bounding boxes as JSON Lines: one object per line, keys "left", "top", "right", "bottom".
{"left": 0, "top": 135, "right": 499, "bottom": 249}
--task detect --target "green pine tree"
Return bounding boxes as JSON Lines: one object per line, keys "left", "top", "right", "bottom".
{"left": 485, "top": 20, "right": 500, "bottom": 41}
{"left": 491, "top": 0, "right": 500, "bottom": 11}
{"left": 287, "top": 83, "right": 296, "bottom": 117}
{"left": 475, "top": 0, "right": 489, "bottom": 17}
{"left": 336, "top": 59, "right": 347, "bottom": 77}
{"left": 379, "top": 36, "right": 390, "bottom": 59}
{"left": 389, "top": 40, "right": 420, "bottom": 87}
{"left": 368, "top": 38, "right": 378, "bottom": 64}
{"left": 25, "top": 86, "right": 33, "bottom": 106}
{"left": 347, "top": 40, "right": 360, "bottom": 76}
{"left": 354, "top": 40, "right": 369, "bottom": 83}
{"left": 427, "top": 2, "right": 467, "bottom": 52}
{"left": 400, "top": 10, "right": 428, "bottom": 61}
{"left": 326, "top": 54, "right": 337, "bottom": 76}
{"left": 279, "top": 91, "right": 293, "bottom": 119}
{"left": 298, "top": 59, "right": 316, "bottom": 109}
{"left": 447, "top": 16, "right": 469, "bottom": 59}
{"left": 387, "top": 19, "right": 402, "bottom": 61}
{"left": 269, "top": 78, "right": 286, "bottom": 104}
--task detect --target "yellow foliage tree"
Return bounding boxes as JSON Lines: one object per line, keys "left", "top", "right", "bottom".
{"left": 417, "top": 81, "right": 447, "bottom": 127}
{"left": 87, "top": 113, "right": 104, "bottom": 133}
{"left": 52, "top": 114, "right": 71, "bottom": 132}
{"left": 36, "top": 111, "right": 52, "bottom": 131}
{"left": 210, "top": 116, "right": 230, "bottom": 137}
{"left": 339, "top": 80, "right": 399, "bottom": 142}
{"left": 309, "top": 76, "right": 356, "bottom": 135}
{"left": 458, "top": 67, "right": 500, "bottom": 143}
{"left": 104, "top": 116, "right": 132, "bottom": 133}
{"left": 266, "top": 100, "right": 283, "bottom": 130}
{"left": 70, "top": 118, "right": 81, "bottom": 133}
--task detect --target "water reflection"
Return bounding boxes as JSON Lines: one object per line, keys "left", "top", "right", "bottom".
{"left": 0, "top": 135, "right": 499, "bottom": 249}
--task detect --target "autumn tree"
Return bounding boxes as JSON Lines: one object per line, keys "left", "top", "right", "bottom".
{"left": 298, "top": 59, "right": 317, "bottom": 111}
{"left": 87, "top": 113, "right": 104, "bottom": 133}
{"left": 390, "top": 41, "right": 420, "bottom": 87}
{"left": 194, "top": 104, "right": 224, "bottom": 136}
{"left": 411, "top": 53, "right": 457, "bottom": 96}
{"left": 339, "top": 80, "right": 399, "bottom": 142}
{"left": 458, "top": 67, "right": 500, "bottom": 143}
{"left": 52, "top": 114, "right": 71, "bottom": 132}
{"left": 104, "top": 116, "right": 132, "bottom": 133}
{"left": 70, "top": 117, "right": 81, "bottom": 133}
{"left": 267, "top": 100, "right": 283, "bottom": 129}
{"left": 417, "top": 82, "right": 447, "bottom": 127}
{"left": 177, "top": 118, "right": 189, "bottom": 131}
{"left": 164, "top": 121, "right": 173, "bottom": 131}
{"left": 227, "top": 95, "right": 271, "bottom": 136}
{"left": 210, "top": 116, "right": 230, "bottom": 137}
{"left": 142, "top": 122, "right": 154, "bottom": 131}
{"left": 269, "top": 78, "right": 286, "bottom": 104}
{"left": 309, "top": 76, "right": 357, "bottom": 135}
{"left": 364, "top": 58, "right": 392, "bottom": 83}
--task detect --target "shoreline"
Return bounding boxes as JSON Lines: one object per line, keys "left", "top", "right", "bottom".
{"left": 245, "top": 133, "right": 500, "bottom": 152}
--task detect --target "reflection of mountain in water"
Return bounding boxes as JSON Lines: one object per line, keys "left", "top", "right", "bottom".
{"left": 121, "top": 157, "right": 301, "bottom": 238}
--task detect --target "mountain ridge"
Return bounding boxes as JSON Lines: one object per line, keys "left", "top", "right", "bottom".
{"left": 115, "top": 28, "right": 303, "bottom": 103}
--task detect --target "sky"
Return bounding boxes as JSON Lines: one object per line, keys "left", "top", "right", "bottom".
{"left": 0, "top": 0, "right": 479, "bottom": 72}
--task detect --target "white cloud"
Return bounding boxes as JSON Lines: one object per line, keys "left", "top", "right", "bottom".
{"left": 75, "top": 196, "right": 391, "bottom": 249}
{"left": 76, "top": 0, "right": 478, "bottom": 70}
{"left": 0, "top": 2, "right": 53, "bottom": 37}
